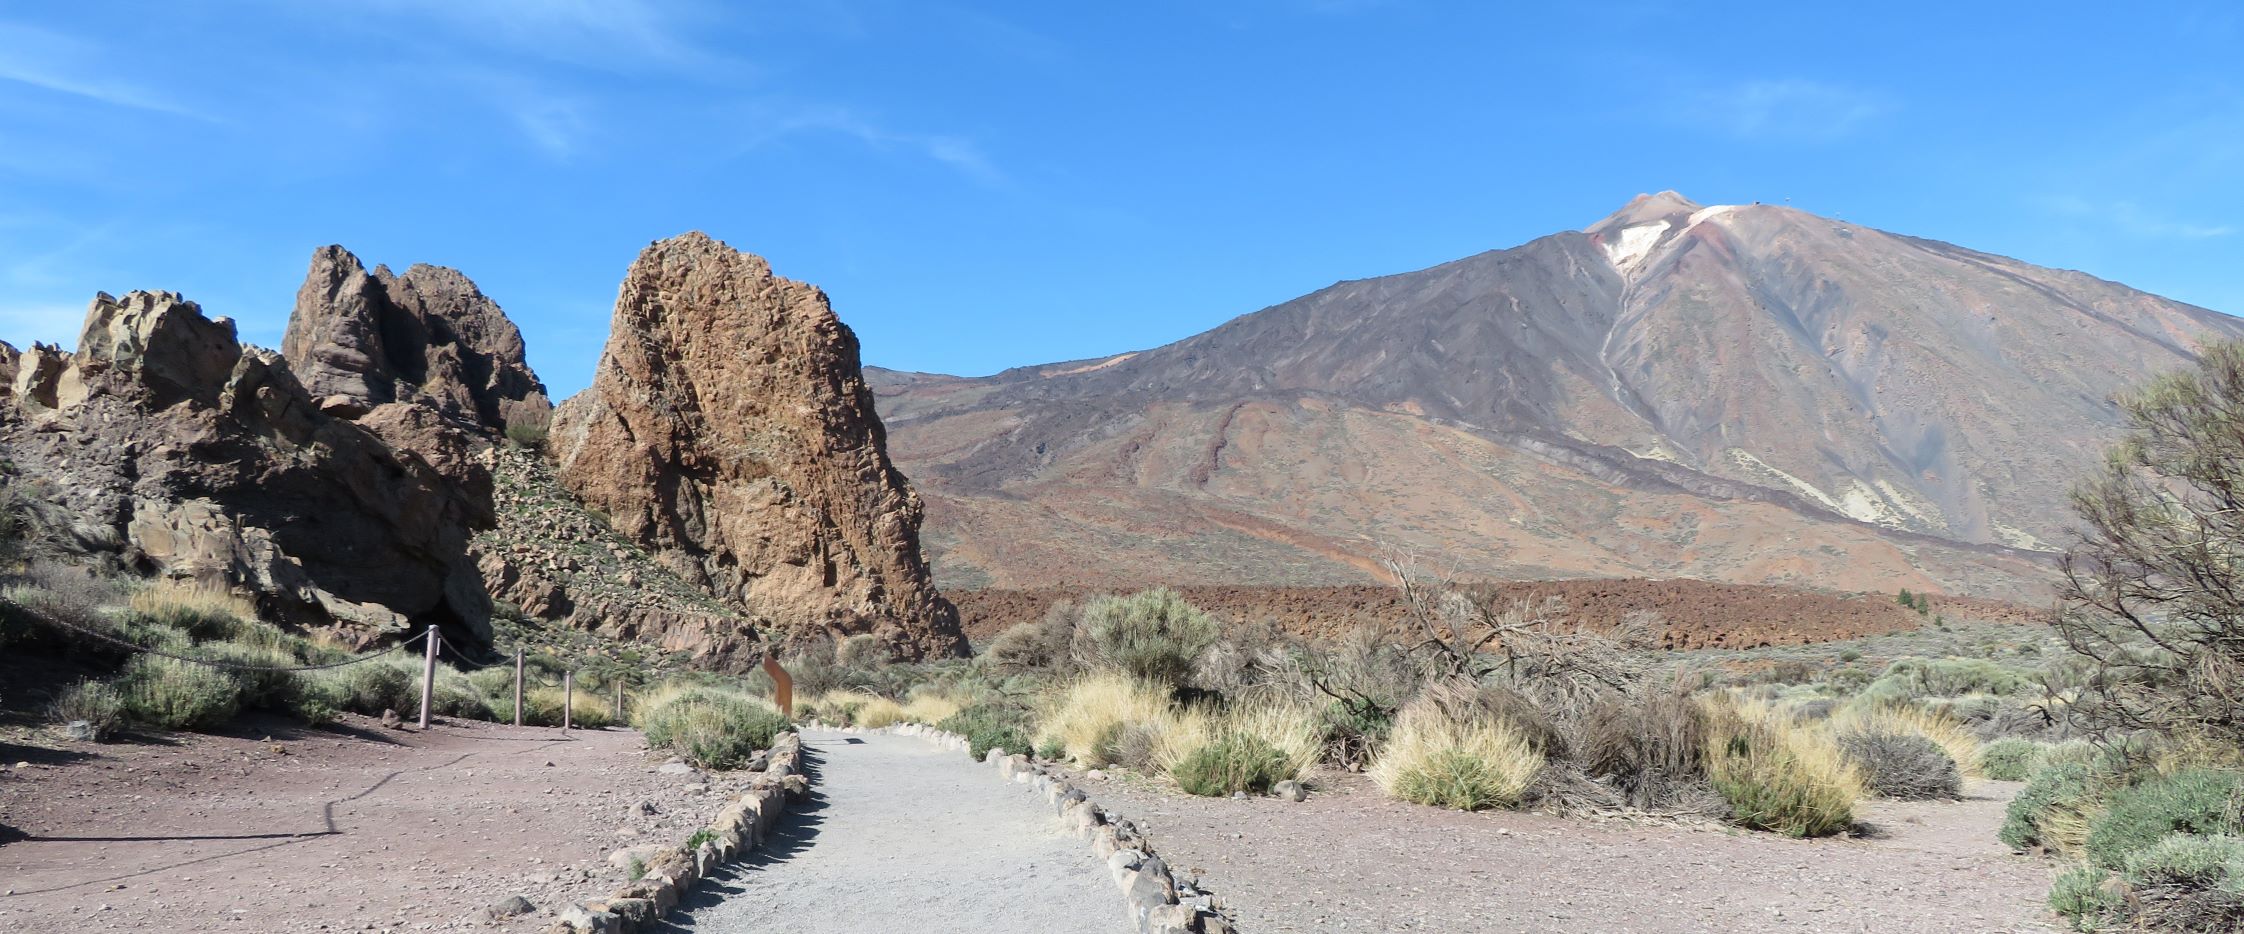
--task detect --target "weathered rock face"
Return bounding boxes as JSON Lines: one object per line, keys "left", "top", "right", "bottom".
{"left": 283, "top": 245, "right": 551, "bottom": 433}
{"left": 0, "top": 291, "right": 494, "bottom": 643}
{"left": 551, "top": 232, "right": 966, "bottom": 660}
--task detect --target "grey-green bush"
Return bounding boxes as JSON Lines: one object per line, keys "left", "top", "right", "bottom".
{"left": 1978, "top": 737, "right": 2044, "bottom": 781}
{"left": 1170, "top": 733, "right": 1290, "bottom": 797}
{"left": 640, "top": 689, "right": 790, "bottom": 769}
{"left": 2085, "top": 769, "right": 2244, "bottom": 870}
{"left": 1837, "top": 727, "right": 1961, "bottom": 801}
{"left": 937, "top": 703, "right": 1033, "bottom": 761}
{"left": 2001, "top": 762, "right": 2099, "bottom": 852}
{"left": 116, "top": 656, "right": 241, "bottom": 730}
{"left": 2120, "top": 834, "right": 2244, "bottom": 932}
{"left": 50, "top": 679, "right": 124, "bottom": 740}
{"left": 2048, "top": 864, "right": 2125, "bottom": 932}
{"left": 1073, "top": 588, "right": 1219, "bottom": 688}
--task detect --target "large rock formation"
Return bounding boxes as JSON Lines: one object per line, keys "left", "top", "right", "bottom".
{"left": 551, "top": 232, "right": 966, "bottom": 659}
{"left": 283, "top": 245, "right": 551, "bottom": 434}
{"left": 0, "top": 292, "right": 494, "bottom": 643}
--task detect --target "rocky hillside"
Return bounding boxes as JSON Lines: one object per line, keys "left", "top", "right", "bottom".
{"left": 873, "top": 193, "right": 2244, "bottom": 600}
{"left": 552, "top": 233, "right": 966, "bottom": 660}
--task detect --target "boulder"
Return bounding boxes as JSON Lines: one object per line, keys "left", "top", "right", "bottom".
{"left": 550, "top": 232, "right": 966, "bottom": 661}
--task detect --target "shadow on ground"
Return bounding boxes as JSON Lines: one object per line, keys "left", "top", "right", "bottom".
{"left": 647, "top": 745, "right": 829, "bottom": 932}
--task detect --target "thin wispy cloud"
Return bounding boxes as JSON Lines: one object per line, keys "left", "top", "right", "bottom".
{"left": 345, "top": 0, "right": 736, "bottom": 76}
{"left": 2041, "top": 195, "right": 2234, "bottom": 239}
{"left": 1679, "top": 79, "right": 1894, "bottom": 143}
{"left": 0, "top": 22, "right": 209, "bottom": 119}
{"left": 731, "top": 106, "right": 1006, "bottom": 186}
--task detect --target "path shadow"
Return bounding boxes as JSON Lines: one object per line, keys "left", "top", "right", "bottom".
{"left": 647, "top": 746, "right": 832, "bottom": 932}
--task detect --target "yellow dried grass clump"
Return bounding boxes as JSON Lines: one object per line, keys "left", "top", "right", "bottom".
{"left": 1034, "top": 673, "right": 1181, "bottom": 768}
{"left": 129, "top": 581, "right": 260, "bottom": 630}
{"left": 1703, "top": 697, "right": 1864, "bottom": 837}
{"left": 1153, "top": 696, "right": 1324, "bottom": 795}
{"left": 1368, "top": 701, "right": 1545, "bottom": 811}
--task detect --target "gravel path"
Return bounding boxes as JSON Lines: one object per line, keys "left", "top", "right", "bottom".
{"left": 1089, "top": 773, "right": 2063, "bottom": 933}
{"left": 659, "top": 730, "right": 1130, "bottom": 934}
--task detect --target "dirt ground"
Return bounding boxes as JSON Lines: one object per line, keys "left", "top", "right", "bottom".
{"left": 0, "top": 713, "right": 728, "bottom": 934}
{"left": 1084, "top": 773, "right": 2062, "bottom": 933}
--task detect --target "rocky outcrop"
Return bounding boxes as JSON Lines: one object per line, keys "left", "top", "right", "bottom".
{"left": 0, "top": 291, "right": 494, "bottom": 643}
{"left": 283, "top": 245, "right": 551, "bottom": 434}
{"left": 551, "top": 232, "right": 966, "bottom": 660}
{"left": 472, "top": 444, "right": 761, "bottom": 667}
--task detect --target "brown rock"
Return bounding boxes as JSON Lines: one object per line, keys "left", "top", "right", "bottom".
{"left": 282, "top": 245, "right": 551, "bottom": 437}
{"left": 550, "top": 232, "right": 965, "bottom": 660}
{"left": 0, "top": 291, "right": 494, "bottom": 643}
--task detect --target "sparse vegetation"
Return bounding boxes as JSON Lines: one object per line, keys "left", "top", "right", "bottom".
{"left": 635, "top": 683, "right": 791, "bottom": 769}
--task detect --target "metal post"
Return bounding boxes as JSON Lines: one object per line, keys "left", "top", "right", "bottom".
{"left": 512, "top": 649, "right": 525, "bottom": 727}
{"left": 614, "top": 679, "right": 625, "bottom": 722}
{"left": 418, "top": 628, "right": 438, "bottom": 729}
{"left": 563, "top": 671, "right": 574, "bottom": 732}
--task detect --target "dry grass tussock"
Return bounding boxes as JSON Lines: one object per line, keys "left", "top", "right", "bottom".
{"left": 1035, "top": 673, "right": 1181, "bottom": 768}
{"left": 127, "top": 580, "right": 260, "bottom": 626}
{"left": 1702, "top": 697, "right": 1864, "bottom": 837}
{"left": 1369, "top": 695, "right": 1545, "bottom": 810}
{"left": 1154, "top": 696, "right": 1323, "bottom": 794}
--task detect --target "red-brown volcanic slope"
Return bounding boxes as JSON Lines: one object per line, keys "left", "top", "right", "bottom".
{"left": 953, "top": 580, "right": 2043, "bottom": 650}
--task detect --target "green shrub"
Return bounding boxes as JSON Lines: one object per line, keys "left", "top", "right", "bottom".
{"left": 938, "top": 703, "right": 1034, "bottom": 761}
{"left": 2002, "top": 762, "right": 2102, "bottom": 854}
{"left": 1862, "top": 657, "right": 2027, "bottom": 704}
{"left": 1034, "top": 736, "right": 1065, "bottom": 760}
{"left": 321, "top": 658, "right": 420, "bottom": 716}
{"left": 1979, "top": 738, "right": 2045, "bottom": 781}
{"left": 116, "top": 656, "right": 242, "bottom": 730}
{"left": 2121, "top": 834, "right": 2244, "bottom": 932}
{"left": 1169, "top": 733, "right": 1290, "bottom": 797}
{"left": 50, "top": 679, "right": 124, "bottom": 741}
{"left": 2048, "top": 864, "right": 2125, "bottom": 932}
{"left": 2124, "top": 833, "right": 2244, "bottom": 889}
{"left": 638, "top": 687, "right": 790, "bottom": 769}
{"left": 1073, "top": 588, "right": 1219, "bottom": 688}
{"left": 2036, "top": 740, "right": 2103, "bottom": 772}
{"left": 1837, "top": 728, "right": 1961, "bottom": 800}
{"left": 2086, "top": 769, "right": 2244, "bottom": 870}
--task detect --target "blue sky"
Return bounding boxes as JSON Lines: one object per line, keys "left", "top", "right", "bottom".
{"left": 2, "top": 2, "right": 2239, "bottom": 397}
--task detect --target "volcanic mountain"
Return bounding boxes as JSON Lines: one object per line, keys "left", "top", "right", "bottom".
{"left": 870, "top": 192, "right": 2244, "bottom": 601}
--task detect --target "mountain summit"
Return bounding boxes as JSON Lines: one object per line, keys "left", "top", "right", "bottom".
{"left": 871, "top": 195, "right": 2243, "bottom": 599}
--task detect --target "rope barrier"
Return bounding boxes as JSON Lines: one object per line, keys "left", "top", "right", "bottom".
{"left": 435, "top": 634, "right": 510, "bottom": 672}
{"left": 24, "top": 607, "right": 433, "bottom": 672}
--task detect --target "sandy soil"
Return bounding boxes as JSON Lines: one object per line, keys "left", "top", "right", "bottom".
{"left": 658, "top": 730, "right": 1129, "bottom": 934}
{"left": 0, "top": 713, "right": 729, "bottom": 934}
{"left": 1085, "top": 773, "right": 2063, "bottom": 933}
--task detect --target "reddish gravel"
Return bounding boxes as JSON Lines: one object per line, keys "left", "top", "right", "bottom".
{"left": 1081, "top": 772, "right": 2062, "bottom": 933}
{"left": 0, "top": 714, "right": 731, "bottom": 934}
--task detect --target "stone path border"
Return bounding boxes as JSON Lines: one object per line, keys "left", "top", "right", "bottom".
{"left": 879, "top": 721, "right": 1240, "bottom": 934}
{"left": 549, "top": 731, "right": 808, "bottom": 933}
